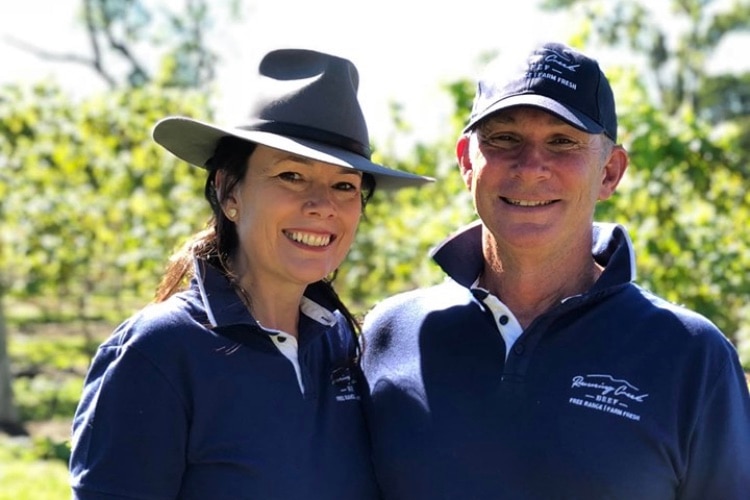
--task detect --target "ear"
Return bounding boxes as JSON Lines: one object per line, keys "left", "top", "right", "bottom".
{"left": 456, "top": 134, "right": 474, "bottom": 190}
{"left": 598, "top": 145, "right": 629, "bottom": 201}
{"left": 215, "top": 170, "right": 240, "bottom": 217}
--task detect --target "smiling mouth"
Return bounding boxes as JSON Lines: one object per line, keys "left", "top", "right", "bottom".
{"left": 501, "top": 197, "right": 556, "bottom": 207}
{"left": 284, "top": 230, "right": 334, "bottom": 247}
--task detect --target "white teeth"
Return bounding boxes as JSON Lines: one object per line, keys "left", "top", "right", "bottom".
{"left": 286, "top": 231, "right": 331, "bottom": 247}
{"left": 505, "top": 198, "right": 554, "bottom": 207}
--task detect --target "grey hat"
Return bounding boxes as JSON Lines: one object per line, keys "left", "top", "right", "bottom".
{"left": 153, "top": 48, "right": 432, "bottom": 190}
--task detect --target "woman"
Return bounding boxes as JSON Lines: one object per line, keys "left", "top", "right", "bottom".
{"left": 69, "top": 48, "right": 430, "bottom": 500}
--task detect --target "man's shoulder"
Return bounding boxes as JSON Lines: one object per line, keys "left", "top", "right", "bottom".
{"left": 365, "top": 280, "right": 469, "bottom": 326}
{"left": 361, "top": 280, "right": 478, "bottom": 363}
{"left": 628, "top": 285, "right": 737, "bottom": 357}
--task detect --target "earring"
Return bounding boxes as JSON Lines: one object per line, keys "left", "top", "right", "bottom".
{"left": 226, "top": 208, "right": 238, "bottom": 220}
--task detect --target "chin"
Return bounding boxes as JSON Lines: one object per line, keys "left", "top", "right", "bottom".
{"left": 497, "top": 224, "right": 556, "bottom": 247}
{"left": 289, "top": 263, "right": 339, "bottom": 285}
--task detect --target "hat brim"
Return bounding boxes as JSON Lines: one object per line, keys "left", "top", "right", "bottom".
{"left": 462, "top": 94, "right": 605, "bottom": 136}
{"left": 153, "top": 117, "right": 432, "bottom": 190}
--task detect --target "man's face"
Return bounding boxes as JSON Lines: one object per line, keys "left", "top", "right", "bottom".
{"left": 458, "top": 106, "right": 626, "bottom": 253}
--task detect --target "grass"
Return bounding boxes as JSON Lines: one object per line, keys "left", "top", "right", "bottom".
{"left": 1, "top": 316, "right": 113, "bottom": 500}
{"left": 0, "top": 433, "right": 71, "bottom": 499}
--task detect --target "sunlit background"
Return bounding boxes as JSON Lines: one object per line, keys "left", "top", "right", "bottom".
{"left": 1, "top": 1, "right": 749, "bottom": 497}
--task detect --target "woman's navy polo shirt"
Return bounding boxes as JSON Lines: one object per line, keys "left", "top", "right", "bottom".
{"left": 70, "top": 259, "right": 379, "bottom": 500}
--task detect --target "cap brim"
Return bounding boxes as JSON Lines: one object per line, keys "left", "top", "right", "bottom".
{"left": 462, "top": 94, "right": 605, "bottom": 135}
{"left": 153, "top": 117, "right": 432, "bottom": 190}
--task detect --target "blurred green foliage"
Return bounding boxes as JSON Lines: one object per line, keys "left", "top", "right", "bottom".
{"left": 601, "top": 67, "right": 750, "bottom": 360}
{"left": 0, "top": 2, "right": 748, "bottom": 497}
{"left": 2, "top": 46, "right": 749, "bottom": 368}
{"left": 0, "top": 443, "right": 70, "bottom": 500}
{"left": 1, "top": 82, "right": 212, "bottom": 323}
{"left": 10, "top": 332, "right": 91, "bottom": 422}
{"left": 0, "top": 329, "right": 82, "bottom": 498}
{"left": 1, "top": 0, "right": 748, "bottom": 421}
{"left": 540, "top": 0, "right": 750, "bottom": 363}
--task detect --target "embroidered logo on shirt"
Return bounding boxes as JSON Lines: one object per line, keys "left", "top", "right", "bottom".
{"left": 331, "top": 366, "right": 360, "bottom": 402}
{"left": 568, "top": 374, "right": 648, "bottom": 421}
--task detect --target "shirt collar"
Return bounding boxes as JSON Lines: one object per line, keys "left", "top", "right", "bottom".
{"left": 430, "top": 221, "right": 636, "bottom": 291}
{"left": 191, "top": 257, "right": 337, "bottom": 329}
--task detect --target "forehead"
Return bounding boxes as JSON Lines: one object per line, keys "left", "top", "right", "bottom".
{"left": 250, "top": 144, "right": 362, "bottom": 176}
{"left": 478, "top": 106, "right": 573, "bottom": 130}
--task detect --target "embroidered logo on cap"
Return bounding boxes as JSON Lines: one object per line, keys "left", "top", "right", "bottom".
{"left": 527, "top": 48, "right": 580, "bottom": 91}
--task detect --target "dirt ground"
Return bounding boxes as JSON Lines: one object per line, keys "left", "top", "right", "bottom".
{"left": 25, "top": 419, "right": 73, "bottom": 442}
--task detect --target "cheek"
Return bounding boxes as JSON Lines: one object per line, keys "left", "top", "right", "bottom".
{"left": 471, "top": 168, "right": 496, "bottom": 203}
{"left": 234, "top": 200, "right": 275, "bottom": 243}
{"left": 338, "top": 202, "right": 362, "bottom": 240}
{"left": 343, "top": 205, "right": 363, "bottom": 233}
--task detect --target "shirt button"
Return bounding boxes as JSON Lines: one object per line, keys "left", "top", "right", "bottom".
{"left": 513, "top": 343, "right": 525, "bottom": 355}
{"left": 498, "top": 315, "right": 509, "bottom": 325}
{"left": 277, "top": 336, "right": 286, "bottom": 343}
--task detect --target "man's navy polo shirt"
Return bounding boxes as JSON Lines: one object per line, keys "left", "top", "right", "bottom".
{"left": 362, "top": 222, "right": 750, "bottom": 499}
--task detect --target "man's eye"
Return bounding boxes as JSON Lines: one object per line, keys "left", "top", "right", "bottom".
{"left": 482, "top": 134, "right": 516, "bottom": 146}
{"left": 549, "top": 137, "right": 580, "bottom": 149}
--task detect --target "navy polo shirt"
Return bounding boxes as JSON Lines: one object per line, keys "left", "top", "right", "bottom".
{"left": 70, "top": 259, "right": 379, "bottom": 500}
{"left": 362, "top": 222, "right": 750, "bottom": 499}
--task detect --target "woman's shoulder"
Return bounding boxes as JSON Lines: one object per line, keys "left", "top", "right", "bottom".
{"left": 101, "top": 289, "right": 210, "bottom": 352}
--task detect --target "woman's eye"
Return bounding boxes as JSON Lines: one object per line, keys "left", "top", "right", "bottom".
{"left": 278, "top": 171, "right": 303, "bottom": 182}
{"left": 334, "top": 181, "right": 359, "bottom": 192}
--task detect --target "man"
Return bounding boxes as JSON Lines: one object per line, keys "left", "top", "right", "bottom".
{"left": 362, "top": 42, "right": 750, "bottom": 499}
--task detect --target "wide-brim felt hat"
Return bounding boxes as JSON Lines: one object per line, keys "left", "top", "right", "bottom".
{"left": 153, "top": 48, "right": 433, "bottom": 190}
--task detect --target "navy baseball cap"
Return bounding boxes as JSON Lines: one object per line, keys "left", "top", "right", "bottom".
{"left": 463, "top": 42, "right": 617, "bottom": 142}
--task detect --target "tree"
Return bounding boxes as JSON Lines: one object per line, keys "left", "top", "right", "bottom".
{"left": 348, "top": 4, "right": 750, "bottom": 369}
{"left": 339, "top": 82, "right": 478, "bottom": 315}
{"left": 539, "top": 0, "right": 750, "bottom": 163}
{"left": 539, "top": 0, "right": 750, "bottom": 363}
{"left": 0, "top": 292, "right": 23, "bottom": 435}
{"left": 0, "top": 0, "right": 242, "bottom": 435}
{"left": 4, "top": 0, "right": 242, "bottom": 90}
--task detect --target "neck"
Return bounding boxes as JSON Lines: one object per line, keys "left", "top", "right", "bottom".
{"left": 228, "top": 258, "right": 305, "bottom": 337}
{"left": 480, "top": 233, "right": 601, "bottom": 329}
{"left": 236, "top": 280, "right": 304, "bottom": 337}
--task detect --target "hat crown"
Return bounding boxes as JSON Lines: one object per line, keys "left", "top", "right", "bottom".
{"left": 247, "top": 49, "right": 371, "bottom": 157}
{"left": 466, "top": 42, "right": 617, "bottom": 142}
{"left": 151, "top": 48, "right": 433, "bottom": 190}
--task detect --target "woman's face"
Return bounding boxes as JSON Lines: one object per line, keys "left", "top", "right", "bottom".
{"left": 222, "top": 144, "right": 364, "bottom": 289}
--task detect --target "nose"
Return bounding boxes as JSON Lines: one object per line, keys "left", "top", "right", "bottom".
{"left": 303, "top": 184, "right": 335, "bottom": 218}
{"left": 512, "top": 143, "right": 551, "bottom": 180}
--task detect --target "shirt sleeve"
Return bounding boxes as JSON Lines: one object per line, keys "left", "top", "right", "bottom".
{"left": 678, "top": 353, "right": 750, "bottom": 499}
{"left": 70, "top": 340, "right": 189, "bottom": 499}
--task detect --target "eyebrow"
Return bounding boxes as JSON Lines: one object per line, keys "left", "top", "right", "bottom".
{"left": 276, "top": 153, "right": 362, "bottom": 177}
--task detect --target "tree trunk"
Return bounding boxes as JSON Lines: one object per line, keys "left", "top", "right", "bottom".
{"left": 0, "top": 293, "right": 26, "bottom": 435}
